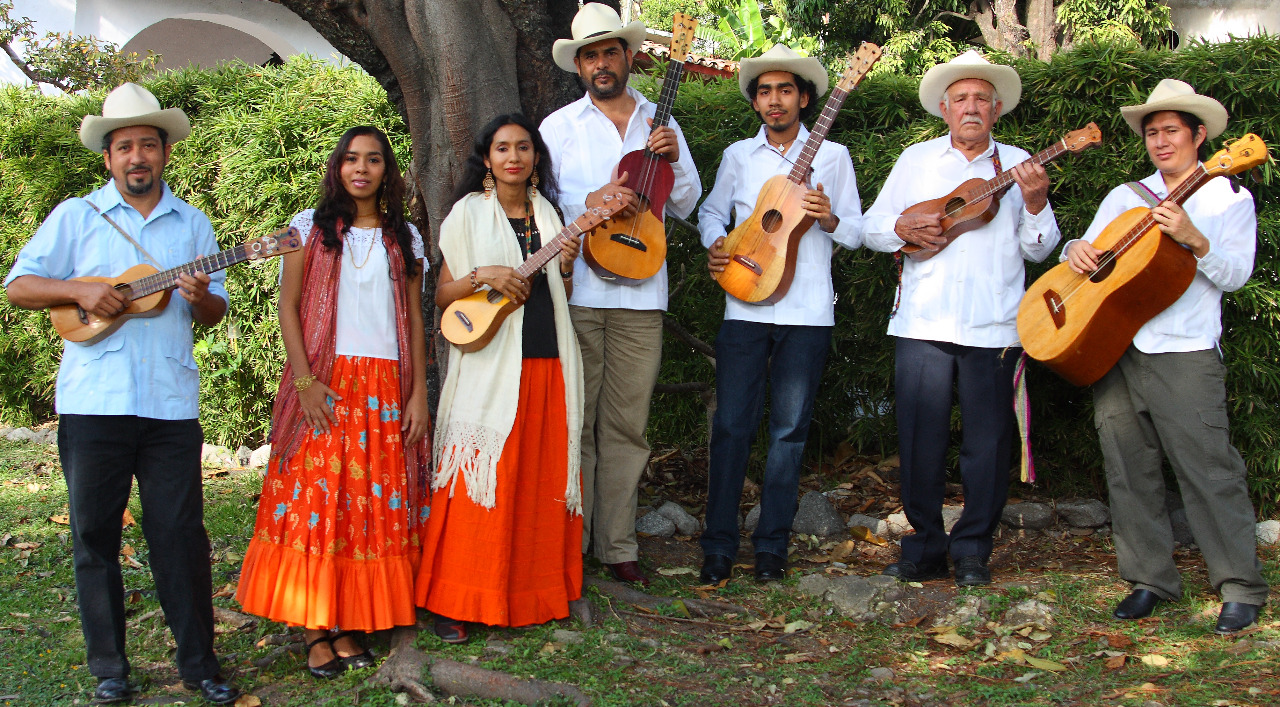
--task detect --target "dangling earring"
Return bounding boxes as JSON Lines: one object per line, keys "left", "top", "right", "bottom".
{"left": 483, "top": 169, "right": 495, "bottom": 199}
{"left": 529, "top": 170, "right": 540, "bottom": 199}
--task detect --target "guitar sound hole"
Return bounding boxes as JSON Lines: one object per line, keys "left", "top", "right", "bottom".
{"left": 760, "top": 210, "right": 783, "bottom": 233}
{"left": 114, "top": 283, "right": 134, "bottom": 298}
{"left": 486, "top": 289, "right": 503, "bottom": 304}
{"left": 944, "top": 197, "right": 967, "bottom": 215}
{"left": 1089, "top": 252, "right": 1117, "bottom": 283}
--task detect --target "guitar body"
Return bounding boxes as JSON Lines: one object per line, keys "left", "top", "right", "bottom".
{"left": 714, "top": 175, "right": 814, "bottom": 304}
{"left": 898, "top": 177, "right": 1000, "bottom": 261}
{"left": 49, "top": 264, "right": 171, "bottom": 345}
{"left": 582, "top": 150, "right": 674, "bottom": 284}
{"left": 441, "top": 289, "right": 520, "bottom": 353}
{"left": 1018, "top": 207, "right": 1197, "bottom": 386}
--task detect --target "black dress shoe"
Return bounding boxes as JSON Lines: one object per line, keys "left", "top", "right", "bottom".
{"left": 700, "top": 553, "right": 733, "bottom": 583}
{"left": 953, "top": 556, "right": 991, "bottom": 587}
{"left": 433, "top": 615, "right": 469, "bottom": 644}
{"left": 331, "top": 630, "right": 376, "bottom": 670}
{"left": 304, "top": 635, "right": 343, "bottom": 679}
{"left": 93, "top": 677, "right": 133, "bottom": 704}
{"left": 181, "top": 674, "right": 240, "bottom": 705}
{"left": 753, "top": 551, "right": 787, "bottom": 581}
{"left": 882, "top": 560, "right": 948, "bottom": 582}
{"left": 1113, "top": 588, "right": 1162, "bottom": 620}
{"left": 1215, "top": 602, "right": 1261, "bottom": 634}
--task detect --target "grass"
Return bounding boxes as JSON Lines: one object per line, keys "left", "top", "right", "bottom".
{"left": 0, "top": 436, "right": 1277, "bottom": 705}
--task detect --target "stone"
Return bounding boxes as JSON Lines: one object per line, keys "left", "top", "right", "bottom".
{"left": 744, "top": 504, "right": 762, "bottom": 533}
{"left": 1256, "top": 520, "right": 1280, "bottom": 546}
{"left": 200, "top": 443, "right": 235, "bottom": 467}
{"left": 634, "top": 511, "right": 677, "bottom": 537}
{"left": 867, "top": 667, "right": 895, "bottom": 682}
{"left": 792, "top": 491, "right": 846, "bottom": 536}
{"left": 1169, "top": 508, "right": 1195, "bottom": 546}
{"left": 655, "top": 501, "right": 700, "bottom": 536}
{"left": 249, "top": 444, "right": 272, "bottom": 468}
{"left": 796, "top": 572, "right": 832, "bottom": 599}
{"left": 1001, "top": 502, "right": 1054, "bottom": 530}
{"left": 551, "top": 629, "right": 583, "bottom": 645}
{"left": 4, "top": 427, "right": 37, "bottom": 443}
{"left": 846, "top": 514, "right": 888, "bottom": 536}
{"left": 824, "top": 575, "right": 904, "bottom": 623}
{"left": 885, "top": 512, "right": 912, "bottom": 536}
{"left": 235, "top": 446, "right": 253, "bottom": 466}
{"left": 1001, "top": 599, "right": 1056, "bottom": 629}
{"left": 934, "top": 595, "right": 988, "bottom": 628}
{"left": 1056, "top": 499, "right": 1110, "bottom": 528}
{"left": 941, "top": 505, "right": 964, "bottom": 533}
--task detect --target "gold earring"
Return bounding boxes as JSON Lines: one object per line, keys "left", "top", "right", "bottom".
{"left": 529, "top": 170, "right": 540, "bottom": 198}
{"left": 483, "top": 169, "right": 495, "bottom": 199}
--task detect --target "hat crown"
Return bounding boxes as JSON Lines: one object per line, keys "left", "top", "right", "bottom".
{"left": 571, "top": 3, "right": 625, "bottom": 41}
{"left": 101, "top": 83, "right": 164, "bottom": 120}
{"left": 948, "top": 49, "right": 995, "bottom": 67}
{"left": 1145, "top": 78, "right": 1196, "bottom": 104}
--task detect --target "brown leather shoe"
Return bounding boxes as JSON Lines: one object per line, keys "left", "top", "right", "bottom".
{"left": 606, "top": 561, "right": 650, "bottom": 586}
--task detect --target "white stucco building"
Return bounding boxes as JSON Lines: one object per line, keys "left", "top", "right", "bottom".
{"left": 2, "top": 0, "right": 343, "bottom": 88}
{"left": 1168, "top": 0, "right": 1278, "bottom": 44}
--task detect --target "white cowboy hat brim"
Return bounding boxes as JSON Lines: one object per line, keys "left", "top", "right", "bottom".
{"left": 552, "top": 20, "right": 647, "bottom": 73}
{"left": 738, "top": 45, "right": 828, "bottom": 102}
{"left": 1120, "top": 80, "right": 1227, "bottom": 139}
{"left": 80, "top": 108, "right": 191, "bottom": 152}
{"left": 918, "top": 53, "right": 1021, "bottom": 117}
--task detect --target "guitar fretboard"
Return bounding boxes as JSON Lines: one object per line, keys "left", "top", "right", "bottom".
{"left": 1112, "top": 166, "right": 1212, "bottom": 259}
{"left": 126, "top": 245, "right": 253, "bottom": 297}
{"left": 515, "top": 221, "right": 589, "bottom": 279}
{"left": 976, "top": 140, "right": 1070, "bottom": 203}
{"left": 641, "top": 55, "right": 687, "bottom": 160}
{"left": 788, "top": 85, "right": 850, "bottom": 184}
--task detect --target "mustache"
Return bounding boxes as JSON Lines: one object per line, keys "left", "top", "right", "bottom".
{"left": 961, "top": 115, "right": 985, "bottom": 126}
{"left": 592, "top": 69, "right": 618, "bottom": 83}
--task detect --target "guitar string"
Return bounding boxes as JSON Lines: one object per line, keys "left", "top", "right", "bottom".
{"left": 940, "top": 142, "right": 1068, "bottom": 221}
{"left": 622, "top": 55, "right": 685, "bottom": 243}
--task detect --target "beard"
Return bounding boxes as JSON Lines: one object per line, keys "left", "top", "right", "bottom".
{"left": 124, "top": 168, "right": 156, "bottom": 196}
{"left": 585, "top": 69, "right": 626, "bottom": 100}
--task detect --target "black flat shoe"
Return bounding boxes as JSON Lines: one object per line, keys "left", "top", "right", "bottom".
{"left": 700, "top": 553, "right": 733, "bottom": 583}
{"left": 1215, "top": 602, "right": 1261, "bottom": 634}
{"left": 304, "top": 636, "right": 343, "bottom": 679}
{"left": 331, "top": 630, "right": 375, "bottom": 670}
{"left": 953, "top": 556, "right": 991, "bottom": 587}
{"left": 93, "top": 677, "right": 133, "bottom": 704}
{"left": 882, "top": 560, "right": 948, "bottom": 582}
{"left": 1113, "top": 588, "right": 1162, "bottom": 620}
{"left": 181, "top": 674, "right": 240, "bottom": 705}
{"left": 433, "top": 615, "right": 469, "bottom": 644}
{"left": 754, "top": 551, "right": 787, "bottom": 582}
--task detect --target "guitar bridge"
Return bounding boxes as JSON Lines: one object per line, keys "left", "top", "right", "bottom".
{"left": 609, "top": 233, "right": 648, "bottom": 252}
{"left": 732, "top": 255, "right": 763, "bottom": 275}
{"left": 1043, "top": 289, "right": 1066, "bottom": 329}
{"left": 453, "top": 310, "right": 474, "bottom": 333}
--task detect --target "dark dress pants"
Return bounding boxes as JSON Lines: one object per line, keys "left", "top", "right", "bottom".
{"left": 894, "top": 338, "right": 1017, "bottom": 565}
{"left": 58, "top": 414, "right": 220, "bottom": 682}
{"left": 700, "top": 321, "right": 831, "bottom": 558}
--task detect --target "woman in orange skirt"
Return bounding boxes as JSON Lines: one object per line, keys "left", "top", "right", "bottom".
{"left": 237, "top": 126, "right": 430, "bottom": 677}
{"left": 418, "top": 114, "right": 584, "bottom": 642}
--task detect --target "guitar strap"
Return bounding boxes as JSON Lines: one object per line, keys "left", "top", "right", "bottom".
{"left": 82, "top": 199, "right": 163, "bottom": 269}
{"left": 1125, "top": 181, "right": 1163, "bottom": 208}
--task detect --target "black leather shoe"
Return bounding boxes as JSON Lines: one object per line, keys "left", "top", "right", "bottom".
{"left": 331, "top": 630, "right": 375, "bottom": 670}
{"left": 93, "top": 677, "right": 133, "bottom": 704}
{"left": 882, "top": 560, "right": 948, "bottom": 582}
{"left": 433, "top": 615, "right": 469, "bottom": 644}
{"left": 700, "top": 554, "right": 733, "bottom": 583}
{"left": 1113, "top": 588, "right": 1162, "bottom": 620}
{"left": 181, "top": 675, "right": 240, "bottom": 705}
{"left": 753, "top": 551, "right": 787, "bottom": 581}
{"left": 953, "top": 556, "right": 991, "bottom": 587}
{"left": 304, "top": 635, "right": 343, "bottom": 679}
{"left": 1215, "top": 602, "right": 1261, "bottom": 634}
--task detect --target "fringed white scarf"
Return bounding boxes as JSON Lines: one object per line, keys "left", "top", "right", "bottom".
{"left": 433, "top": 191, "right": 584, "bottom": 515}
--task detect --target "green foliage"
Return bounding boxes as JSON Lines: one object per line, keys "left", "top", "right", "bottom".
{"left": 696, "top": 0, "right": 821, "bottom": 59}
{"left": 0, "top": 0, "right": 159, "bottom": 93}
{"left": 1057, "top": 0, "right": 1173, "bottom": 49}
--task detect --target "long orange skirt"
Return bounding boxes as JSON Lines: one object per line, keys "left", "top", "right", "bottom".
{"left": 415, "top": 358, "right": 583, "bottom": 627}
{"left": 237, "top": 355, "right": 420, "bottom": 631}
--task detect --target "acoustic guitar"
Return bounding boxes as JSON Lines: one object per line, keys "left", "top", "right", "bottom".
{"left": 442, "top": 202, "right": 626, "bottom": 352}
{"left": 899, "top": 123, "right": 1103, "bottom": 261}
{"left": 714, "top": 42, "right": 881, "bottom": 304}
{"left": 582, "top": 14, "right": 698, "bottom": 285}
{"left": 1017, "top": 134, "right": 1268, "bottom": 386}
{"left": 50, "top": 228, "right": 302, "bottom": 345}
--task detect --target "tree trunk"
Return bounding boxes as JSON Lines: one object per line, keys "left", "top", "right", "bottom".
{"left": 1025, "top": 0, "right": 1058, "bottom": 61}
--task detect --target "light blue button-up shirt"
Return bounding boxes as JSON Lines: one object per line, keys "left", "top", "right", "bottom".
{"left": 4, "top": 180, "right": 227, "bottom": 419}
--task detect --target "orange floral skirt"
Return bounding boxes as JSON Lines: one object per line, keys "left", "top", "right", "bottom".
{"left": 415, "top": 358, "right": 583, "bottom": 627}
{"left": 237, "top": 355, "right": 420, "bottom": 631}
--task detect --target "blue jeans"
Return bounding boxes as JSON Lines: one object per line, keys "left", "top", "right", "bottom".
{"left": 700, "top": 321, "right": 831, "bottom": 558}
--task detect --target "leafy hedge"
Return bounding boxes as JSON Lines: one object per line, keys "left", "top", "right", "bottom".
{"left": 1, "top": 40, "right": 1277, "bottom": 511}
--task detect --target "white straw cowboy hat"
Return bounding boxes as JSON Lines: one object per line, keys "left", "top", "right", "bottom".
{"left": 1120, "top": 79, "right": 1228, "bottom": 139}
{"left": 737, "top": 44, "right": 828, "bottom": 102}
{"left": 79, "top": 82, "right": 191, "bottom": 152}
{"left": 552, "top": 3, "right": 647, "bottom": 73}
{"left": 918, "top": 50, "right": 1021, "bottom": 117}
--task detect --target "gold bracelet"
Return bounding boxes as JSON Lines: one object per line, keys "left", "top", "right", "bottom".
{"left": 293, "top": 374, "right": 317, "bottom": 392}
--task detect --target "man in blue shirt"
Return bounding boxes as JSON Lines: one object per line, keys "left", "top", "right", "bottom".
{"left": 4, "top": 84, "right": 239, "bottom": 705}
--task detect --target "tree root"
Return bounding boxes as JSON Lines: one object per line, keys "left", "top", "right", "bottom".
{"left": 366, "top": 627, "right": 435, "bottom": 702}
{"left": 568, "top": 597, "right": 595, "bottom": 627}
{"left": 583, "top": 576, "right": 750, "bottom": 618}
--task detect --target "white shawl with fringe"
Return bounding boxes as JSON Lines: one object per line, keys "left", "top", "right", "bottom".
{"left": 433, "top": 191, "right": 584, "bottom": 515}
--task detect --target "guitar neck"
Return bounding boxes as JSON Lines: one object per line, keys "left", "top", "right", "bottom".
{"left": 642, "top": 58, "right": 686, "bottom": 159}
{"left": 787, "top": 84, "right": 850, "bottom": 183}
{"left": 516, "top": 222, "right": 584, "bottom": 279}
{"left": 128, "top": 245, "right": 251, "bottom": 297}
{"left": 981, "top": 140, "right": 1071, "bottom": 200}
{"left": 1114, "top": 166, "right": 1213, "bottom": 256}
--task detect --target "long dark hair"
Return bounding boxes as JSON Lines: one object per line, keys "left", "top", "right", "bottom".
{"left": 313, "top": 126, "right": 419, "bottom": 276}
{"left": 450, "top": 114, "right": 559, "bottom": 206}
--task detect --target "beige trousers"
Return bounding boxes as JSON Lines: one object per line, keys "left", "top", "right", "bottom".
{"left": 570, "top": 305, "right": 663, "bottom": 564}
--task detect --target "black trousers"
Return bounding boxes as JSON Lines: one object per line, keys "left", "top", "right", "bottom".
{"left": 58, "top": 414, "right": 220, "bottom": 682}
{"left": 894, "top": 338, "right": 1017, "bottom": 565}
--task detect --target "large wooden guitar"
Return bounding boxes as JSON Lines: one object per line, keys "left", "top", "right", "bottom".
{"left": 899, "top": 123, "right": 1103, "bottom": 261}
{"left": 442, "top": 202, "right": 626, "bottom": 352}
{"left": 582, "top": 13, "right": 698, "bottom": 285}
{"left": 714, "top": 42, "right": 881, "bottom": 304}
{"left": 1017, "top": 134, "right": 1268, "bottom": 386}
{"left": 51, "top": 228, "right": 302, "bottom": 345}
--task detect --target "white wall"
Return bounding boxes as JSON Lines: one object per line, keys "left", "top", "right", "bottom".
{"left": 1166, "top": 0, "right": 1278, "bottom": 44}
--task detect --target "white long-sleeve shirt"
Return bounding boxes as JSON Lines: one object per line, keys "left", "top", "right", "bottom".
{"left": 1062, "top": 169, "right": 1255, "bottom": 354}
{"left": 539, "top": 87, "right": 702, "bottom": 311}
{"left": 697, "top": 124, "right": 863, "bottom": 326}
{"left": 864, "top": 135, "right": 1061, "bottom": 347}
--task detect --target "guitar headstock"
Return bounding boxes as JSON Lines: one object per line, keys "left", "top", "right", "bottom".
{"left": 244, "top": 227, "right": 302, "bottom": 260}
{"left": 1062, "top": 122, "right": 1103, "bottom": 153}
{"left": 834, "top": 42, "right": 882, "bottom": 93}
{"left": 578, "top": 198, "right": 630, "bottom": 232}
{"left": 670, "top": 13, "right": 698, "bottom": 63}
{"left": 1205, "top": 134, "right": 1269, "bottom": 177}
